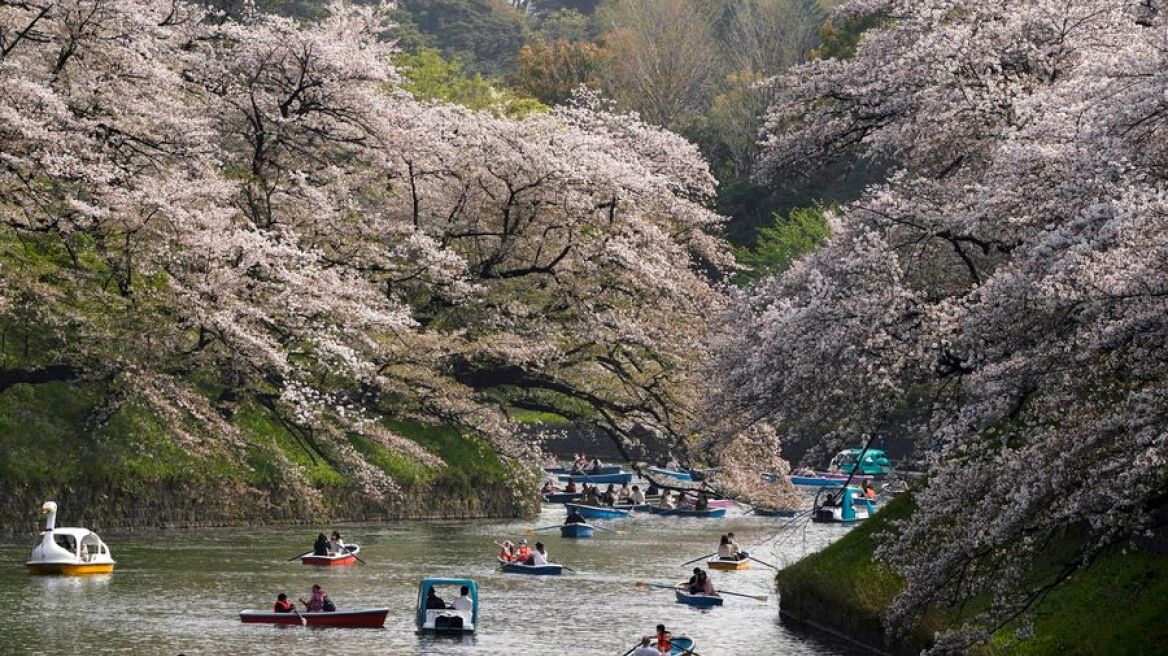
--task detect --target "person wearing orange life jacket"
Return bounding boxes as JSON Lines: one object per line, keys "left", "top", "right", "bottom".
{"left": 512, "top": 539, "right": 532, "bottom": 563}
{"left": 497, "top": 540, "right": 515, "bottom": 562}
{"left": 862, "top": 480, "right": 877, "bottom": 499}
{"left": 273, "top": 593, "right": 295, "bottom": 613}
{"left": 655, "top": 624, "right": 672, "bottom": 653}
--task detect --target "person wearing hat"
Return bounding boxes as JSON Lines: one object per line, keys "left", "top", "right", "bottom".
{"left": 513, "top": 539, "right": 532, "bottom": 563}
{"left": 496, "top": 540, "right": 515, "bottom": 562}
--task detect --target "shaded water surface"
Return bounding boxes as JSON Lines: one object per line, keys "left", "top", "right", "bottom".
{"left": 0, "top": 505, "right": 865, "bottom": 655}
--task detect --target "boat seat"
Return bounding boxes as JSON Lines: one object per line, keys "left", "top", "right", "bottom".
{"left": 425, "top": 608, "right": 472, "bottom": 629}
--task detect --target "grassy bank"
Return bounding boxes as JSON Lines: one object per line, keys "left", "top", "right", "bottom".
{"left": 776, "top": 496, "right": 1168, "bottom": 655}
{"left": 0, "top": 378, "right": 537, "bottom": 533}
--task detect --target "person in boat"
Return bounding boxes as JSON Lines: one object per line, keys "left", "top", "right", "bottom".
{"left": 631, "top": 636, "right": 663, "bottom": 656}
{"left": 862, "top": 480, "right": 877, "bottom": 499}
{"left": 497, "top": 540, "right": 515, "bottom": 561}
{"left": 655, "top": 625, "right": 673, "bottom": 654}
{"left": 273, "top": 593, "right": 295, "bottom": 613}
{"left": 300, "top": 584, "right": 333, "bottom": 612}
{"left": 450, "top": 585, "right": 473, "bottom": 611}
{"left": 589, "top": 457, "right": 604, "bottom": 474}
{"left": 582, "top": 485, "right": 602, "bottom": 507}
{"left": 529, "top": 542, "right": 550, "bottom": 566}
{"left": 646, "top": 480, "right": 661, "bottom": 497}
{"left": 602, "top": 484, "right": 618, "bottom": 506}
{"left": 618, "top": 482, "right": 632, "bottom": 501}
{"left": 566, "top": 479, "right": 579, "bottom": 493}
{"left": 513, "top": 539, "right": 533, "bottom": 563}
{"left": 425, "top": 587, "right": 446, "bottom": 610}
{"left": 694, "top": 569, "right": 716, "bottom": 596}
{"left": 312, "top": 533, "right": 329, "bottom": 557}
{"left": 726, "top": 532, "right": 748, "bottom": 559}
{"left": 676, "top": 491, "right": 692, "bottom": 509}
{"left": 571, "top": 453, "right": 589, "bottom": 475}
{"left": 629, "top": 485, "right": 646, "bottom": 505}
{"left": 566, "top": 508, "right": 587, "bottom": 525}
{"left": 695, "top": 491, "right": 709, "bottom": 511}
{"left": 541, "top": 480, "right": 558, "bottom": 495}
{"left": 328, "top": 531, "right": 346, "bottom": 555}
{"left": 823, "top": 491, "right": 838, "bottom": 507}
{"left": 658, "top": 491, "right": 675, "bottom": 509}
{"left": 686, "top": 567, "right": 703, "bottom": 594}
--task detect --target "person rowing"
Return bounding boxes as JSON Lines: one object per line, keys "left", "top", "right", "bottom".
{"left": 686, "top": 568, "right": 715, "bottom": 596}
{"left": 631, "top": 636, "right": 664, "bottom": 656}
{"left": 717, "top": 534, "right": 746, "bottom": 561}
{"left": 566, "top": 508, "right": 587, "bottom": 525}
{"left": 655, "top": 624, "right": 672, "bottom": 653}
{"left": 312, "top": 533, "right": 329, "bottom": 556}
{"left": 273, "top": 593, "right": 295, "bottom": 613}
{"left": 300, "top": 584, "right": 335, "bottom": 612}
{"left": 657, "top": 492, "right": 675, "bottom": 509}
{"left": 602, "top": 484, "right": 618, "bottom": 506}
{"left": 629, "top": 485, "right": 646, "bottom": 505}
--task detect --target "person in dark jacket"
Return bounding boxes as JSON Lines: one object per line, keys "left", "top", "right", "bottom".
{"left": 312, "top": 533, "right": 329, "bottom": 556}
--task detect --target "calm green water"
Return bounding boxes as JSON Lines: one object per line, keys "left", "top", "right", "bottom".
{"left": 0, "top": 504, "right": 863, "bottom": 655}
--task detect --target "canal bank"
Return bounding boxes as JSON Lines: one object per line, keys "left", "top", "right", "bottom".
{"left": 775, "top": 496, "right": 1168, "bottom": 655}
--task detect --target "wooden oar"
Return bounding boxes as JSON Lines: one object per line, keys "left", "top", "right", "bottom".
{"left": 747, "top": 555, "right": 778, "bottom": 570}
{"left": 286, "top": 551, "right": 311, "bottom": 562}
{"left": 590, "top": 524, "right": 622, "bottom": 534}
{"left": 525, "top": 524, "right": 562, "bottom": 534}
{"left": 291, "top": 607, "right": 307, "bottom": 626}
{"left": 560, "top": 564, "right": 577, "bottom": 573}
{"left": 714, "top": 589, "right": 769, "bottom": 602}
{"left": 634, "top": 580, "right": 680, "bottom": 591}
{"left": 679, "top": 552, "right": 716, "bottom": 567}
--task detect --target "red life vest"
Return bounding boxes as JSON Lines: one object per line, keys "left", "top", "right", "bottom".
{"left": 274, "top": 599, "right": 295, "bottom": 613}
{"left": 514, "top": 545, "right": 532, "bottom": 561}
{"left": 657, "top": 632, "right": 672, "bottom": 652}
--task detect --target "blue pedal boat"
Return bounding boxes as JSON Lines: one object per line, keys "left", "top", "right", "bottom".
{"left": 416, "top": 577, "right": 477, "bottom": 634}
{"left": 497, "top": 557, "right": 563, "bottom": 575}
{"left": 559, "top": 523, "right": 594, "bottom": 538}
{"left": 648, "top": 506, "right": 727, "bottom": 518}
{"left": 674, "top": 584, "right": 723, "bottom": 607}
{"left": 564, "top": 503, "right": 631, "bottom": 520}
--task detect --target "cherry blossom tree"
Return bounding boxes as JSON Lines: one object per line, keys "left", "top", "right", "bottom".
{"left": 717, "top": 0, "right": 1168, "bottom": 650}
{"left": 0, "top": 0, "right": 743, "bottom": 495}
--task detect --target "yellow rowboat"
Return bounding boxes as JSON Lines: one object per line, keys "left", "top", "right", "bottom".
{"left": 706, "top": 557, "right": 750, "bottom": 571}
{"left": 25, "top": 501, "right": 116, "bottom": 576}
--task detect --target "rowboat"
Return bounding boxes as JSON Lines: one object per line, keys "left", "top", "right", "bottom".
{"left": 497, "top": 556, "right": 563, "bottom": 576}
{"left": 559, "top": 523, "right": 595, "bottom": 538}
{"left": 26, "top": 501, "right": 115, "bottom": 576}
{"left": 556, "top": 471, "right": 633, "bottom": 485}
{"left": 416, "top": 577, "right": 477, "bottom": 633}
{"left": 674, "top": 584, "right": 723, "bottom": 607}
{"left": 542, "top": 492, "right": 583, "bottom": 503}
{"left": 239, "top": 608, "right": 388, "bottom": 628}
{"left": 654, "top": 635, "right": 696, "bottom": 655}
{"left": 612, "top": 503, "right": 652, "bottom": 512}
{"left": 648, "top": 507, "right": 726, "bottom": 518}
{"left": 647, "top": 466, "right": 693, "bottom": 481}
{"left": 706, "top": 557, "right": 750, "bottom": 571}
{"left": 545, "top": 465, "right": 622, "bottom": 475}
{"left": 790, "top": 474, "right": 873, "bottom": 487}
{"left": 564, "top": 503, "right": 631, "bottom": 520}
{"left": 302, "top": 545, "right": 360, "bottom": 566}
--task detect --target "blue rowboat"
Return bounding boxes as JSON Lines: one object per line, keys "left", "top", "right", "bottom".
{"left": 556, "top": 472, "right": 633, "bottom": 485}
{"left": 648, "top": 507, "right": 727, "bottom": 518}
{"left": 674, "top": 585, "right": 723, "bottom": 607}
{"left": 654, "top": 635, "right": 696, "bottom": 655}
{"left": 564, "top": 503, "right": 631, "bottom": 520}
{"left": 497, "top": 557, "right": 563, "bottom": 576}
{"left": 613, "top": 503, "right": 652, "bottom": 512}
{"left": 542, "top": 492, "right": 583, "bottom": 503}
{"left": 647, "top": 466, "right": 693, "bottom": 481}
{"left": 559, "top": 523, "right": 594, "bottom": 538}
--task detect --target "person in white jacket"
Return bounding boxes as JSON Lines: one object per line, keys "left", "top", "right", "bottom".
{"left": 531, "top": 542, "right": 550, "bottom": 566}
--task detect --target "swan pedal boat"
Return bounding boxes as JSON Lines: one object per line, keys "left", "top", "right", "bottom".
{"left": 497, "top": 556, "right": 563, "bottom": 575}
{"left": 674, "top": 584, "right": 723, "bottom": 607}
{"left": 26, "top": 501, "right": 115, "bottom": 576}
{"left": 239, "top": 608, "right": 387, "bottom": 628}
{"left": 706, "top": 557, "right": 750, "bottom": 571}
{"left": 301, "top": 545, "right": 360, "bottom": 566}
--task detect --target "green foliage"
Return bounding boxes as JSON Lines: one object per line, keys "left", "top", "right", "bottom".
{"left": 386, "top": 419, "right": 509, "bottom": 487}
{"left": 812, "top": 11, "right": 886, "bottom": 60}
{"left": 399, "top": 0, "right": 531, "bottom": 77}
{"left": 508, "top": 408, "right": 572, "bottom": 425}
{"left": 397, "top": 48, "right": 547, "bottom": 118}
{"left": 535, "top": 8, "right": 592, "bottom": 42}
{"left": 734, "top": 206, "right": 830, "bottom": 282}
{"left": 511, "top": 39, "right": 606, "bottom": 105}
{"left": 347, "top": 432, "right": 433, "bottom": 486}
{"left": 233, "top": 402, "right": 347, "bottom": 487}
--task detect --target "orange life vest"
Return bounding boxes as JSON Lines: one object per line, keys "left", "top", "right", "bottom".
{"left": 274, "top": 599, "right": 295, "bottom": 613}
{"left": 514, "top": 545, "right": 532, "bottom": 561}
{"left": 657, "top": 632, "right": 672, "bottom": 652}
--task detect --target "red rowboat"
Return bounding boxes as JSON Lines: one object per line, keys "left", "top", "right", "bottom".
{"left": 239, "top": 607, "right": 388, "bottom": 628}
{"left": 301, "top": 545, "right": 359, "bottom": 566}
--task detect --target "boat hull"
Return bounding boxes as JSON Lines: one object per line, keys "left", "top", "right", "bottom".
{"left": 301, "top": 545, "right": 359, "bottom": 566}
{"left": 497, "top": 557, "right": 563, "bottom": 575}
{"left": 26, "top": 562, "right": 114, "bottom": 576}
{"left": 648, "top": 507, "right": 727, "bottom": 518}
{"left": 674, "top": 587, "right": 723, "bottom": 607}
{"left": 542, "top": 492, "right": 583, "bottom": 503}
{"left": 559, "top": 523, "right": 594, "bottom": 538}
{"left": 556, "top": 472, "right": 633, "bottom": 485}
{"left": 563, "top": 503, "right": 630, "bottom": 520}
{"left": 752, "top": 507, "right": 797, "bottom": 517}
{"left": 788, "top": 474, "right": 874, "bottom": 487}
{"left": 647, "top": 466, "right": 693, "bottom": 481}
{"left": 240, "top": 608, "right": 387, "bottom": 628}
{"left": 707, "top": 557, "right": 750, "bottom": 571}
